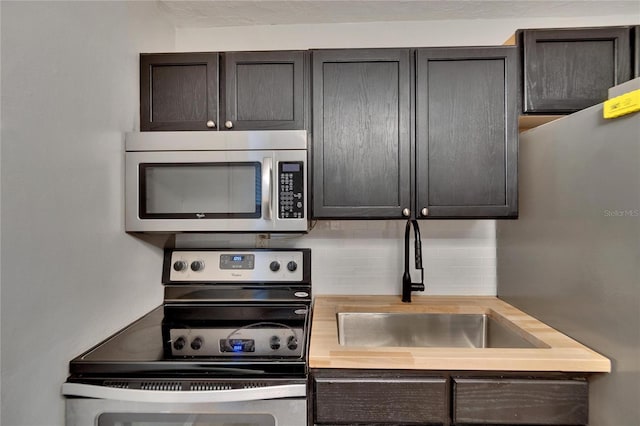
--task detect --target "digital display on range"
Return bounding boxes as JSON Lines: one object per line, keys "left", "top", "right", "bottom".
{"left": 220, "top": 254, "right": 255, "bottom": 270}
{"left": 220, "top": 339, "right": 255, "bottom": 353}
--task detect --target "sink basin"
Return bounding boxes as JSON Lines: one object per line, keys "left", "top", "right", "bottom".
{"left": 337, "top": 312, "right": 542, "bottom": 349}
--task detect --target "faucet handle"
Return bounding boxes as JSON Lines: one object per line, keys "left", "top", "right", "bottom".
{"left": 414, "top": 239, "right": 422, "bottom": 269}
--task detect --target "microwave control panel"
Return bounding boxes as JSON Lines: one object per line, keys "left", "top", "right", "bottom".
{"left": 278, "top": 162, "right": 304, "bottom": 219}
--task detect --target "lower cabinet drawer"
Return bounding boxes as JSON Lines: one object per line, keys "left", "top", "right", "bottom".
{"left": 314, "top": 376, "right": 447, "bottom": 424}
{"left": 452, "top": 377, "right": 588, "bottom": 425}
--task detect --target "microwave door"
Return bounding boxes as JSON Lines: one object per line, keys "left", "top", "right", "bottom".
{"left": 141, "top": 162, "right": 262, "bottom": 219}
{"left": 125, "top": 150, "right": 307, "bottom": 233}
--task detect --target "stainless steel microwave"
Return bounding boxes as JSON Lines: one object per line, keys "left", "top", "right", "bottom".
{"left": 125, "top": 131, "right": 308, "bottom": 233}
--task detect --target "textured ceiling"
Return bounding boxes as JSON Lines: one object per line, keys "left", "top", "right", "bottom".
{"left": 157, "top": 0, "right": 640, "bottom": 28}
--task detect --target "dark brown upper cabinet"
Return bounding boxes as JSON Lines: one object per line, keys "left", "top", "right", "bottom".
{"left": 140, "top": 52, "right": 218, "bottom": 131}
{"left": 416, "top": 47, "right": 519, "bottom": 219}
{"left": 312, "top": 49, "right": 412, "bottom": 219}
{"left": 519, "top": 26, "right": 633, "bottom": 114}
{"left": 221, "top": 51, "right": 306, "bottom": 130}
{"left": 312, "top": 47, "right": 518, "bottom": 220}
{"left": 140, "top": 51, "right": 306, "bottom": 131}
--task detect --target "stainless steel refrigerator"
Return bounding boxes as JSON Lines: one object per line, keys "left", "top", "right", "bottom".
{"left": 497, "top": 82, "right": 640, "bottom": 425}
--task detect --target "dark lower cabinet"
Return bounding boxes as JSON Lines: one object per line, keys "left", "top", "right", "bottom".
{"left": 311, "top": 370, "right": 590, "bottom": 426}
{"left": 313, "top": 370, "right": 447, "bottom": 425}
{"left": 453, "top": 377, "right": 588, "bottom": 425}
{"left": 415, "top": 47, "right": 518, "bottom": 218}
{"left": 519, "top": 26, "right": 633, "bottom": 114}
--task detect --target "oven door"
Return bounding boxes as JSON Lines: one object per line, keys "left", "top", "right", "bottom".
{"left": 125, "top": 150, "right": 307, "bottom": 233}
{"left": 64, "top": 383, "right": 306, "bottom": 426}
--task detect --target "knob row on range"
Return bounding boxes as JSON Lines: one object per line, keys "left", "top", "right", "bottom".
{"left": 173, "top": 335, "right": 298, "bottom": 351}
{"left": 173, "top": 260, "right": 204, "bottom": 272}
{"left": 173, "top": 336, "right": 203, "bottom": 351}
{"left": 174, "top": 260, "right": 298, "bottom": 273}
{"left": 268, "top": 335, "right": 298, "bottom": 350}
{"left": 269, "top": 261, "right": 298, "bottom": 272}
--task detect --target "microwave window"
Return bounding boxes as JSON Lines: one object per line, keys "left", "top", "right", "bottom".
{"left": 140, "top": 163, "right": 261, "bottom": 219}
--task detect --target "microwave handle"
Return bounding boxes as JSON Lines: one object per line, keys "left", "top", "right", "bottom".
{"left": 262, "top": 157, "right": 273, "bottom": 220}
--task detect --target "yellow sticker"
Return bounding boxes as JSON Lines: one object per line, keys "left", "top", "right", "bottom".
{"left": 603, "top": 89, "right": 640, "bottom": 119}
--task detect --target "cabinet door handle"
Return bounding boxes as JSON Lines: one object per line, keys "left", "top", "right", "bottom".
{"left": 402, "top": 208, "right": 411, "bottom": 217}
{"left": 224, "top": 121, "right": 234, "bottom": 129}
{"left": 206, "top": 120, "right": 216, "bottom": 128}
{"left": 421, "top": 208, "right": 429, "bottom": 217}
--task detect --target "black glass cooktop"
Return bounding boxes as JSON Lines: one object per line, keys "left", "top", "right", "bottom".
{"left": 70, "top": 306, "right": 308, "bottom": 377}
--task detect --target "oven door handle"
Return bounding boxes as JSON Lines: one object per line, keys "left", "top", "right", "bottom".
{"left": 62, "top": 383, "right": 305, "bottom": 403}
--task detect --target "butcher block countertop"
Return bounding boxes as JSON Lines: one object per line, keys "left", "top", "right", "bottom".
{"left": 309, "top": 295, "right": 610, "bottom": 372}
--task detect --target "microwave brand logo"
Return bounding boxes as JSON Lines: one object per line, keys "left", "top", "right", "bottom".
{"left": 196, "top": 213, "right": 206, "bottom": 219}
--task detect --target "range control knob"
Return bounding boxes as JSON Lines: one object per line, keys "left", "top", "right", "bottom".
{"left": 270, "top": 336, "right": 281, "bottom": 350}
{"left": 269, "top": 261, "right": 280, "bottom": 272}
{"left": 190, "top": 260, "right": 205, "bottom": 272}
{"left": 173, "top": 336, "right": 186, "bottom": 351}
{"left": 173, "top": 260, "right": 187, "bottom": 272}
{"left": 287, "top": 335, "right": 298, "bottom": 351}
{"left": 287, "top": 261, "right": 298, "bottom": 272}
{"left": 190, "top": 337, "right": 203, "bottom": 350}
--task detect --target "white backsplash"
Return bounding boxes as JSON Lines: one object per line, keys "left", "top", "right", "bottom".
{"left": 176, "top": 220, "right": 496, "bottom": 296}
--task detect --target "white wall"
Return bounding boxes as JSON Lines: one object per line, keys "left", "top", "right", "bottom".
{"left": 177, "top": 220, "right": 497, "bottom": 296}
{"left": 0, "top": 2, "right": 174, "bottom": 425}
{"left": 175, "top": 15, "right": 638, "bottom": 51}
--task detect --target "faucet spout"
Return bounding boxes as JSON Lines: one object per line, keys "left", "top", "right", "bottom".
{"left": 402, "top": 219, "right": 425, "bottom": 303}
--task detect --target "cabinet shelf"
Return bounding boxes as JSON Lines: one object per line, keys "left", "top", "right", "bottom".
{"left": 519, "top": 114, "right": 563, "bottom": 131}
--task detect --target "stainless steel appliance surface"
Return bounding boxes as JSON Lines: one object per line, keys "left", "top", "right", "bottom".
{"left": 497, "top": 83, "right": 640, "bottom": 425}
{"left": 63, "top": 248, "right": 311, "bottom": 426}
{"left": 125, "top": 130, "right": 308, "bottom": 233}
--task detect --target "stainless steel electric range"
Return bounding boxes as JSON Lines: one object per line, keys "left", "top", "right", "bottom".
{"left": 63, "top": 248, "right": 311, "bottom": 426}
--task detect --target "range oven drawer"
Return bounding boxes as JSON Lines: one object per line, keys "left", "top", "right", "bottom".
{"left": 66, "top": 398, "right": 306, "bottom": 426}
{"left": 64, "top": 380, "right": 307, "bottom": 426}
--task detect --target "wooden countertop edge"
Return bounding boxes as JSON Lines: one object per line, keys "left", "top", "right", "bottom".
{"left": 309, "top": 295, "right": 611, "bottom": 373}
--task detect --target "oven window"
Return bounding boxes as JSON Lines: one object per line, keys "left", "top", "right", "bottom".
{"left": 98, "top": 413, "right": 275, "bottom": 426}
{"left": 140, "top": 162, "right": 261, "bottom": 219}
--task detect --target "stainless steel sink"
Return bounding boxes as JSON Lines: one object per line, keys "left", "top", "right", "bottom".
{"left": 337, "top": 312, "right": 542, "bottom": 348}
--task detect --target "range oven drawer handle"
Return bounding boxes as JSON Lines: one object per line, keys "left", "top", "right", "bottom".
{"left": 61, "top": 383, "right": 305, "bottom": 403}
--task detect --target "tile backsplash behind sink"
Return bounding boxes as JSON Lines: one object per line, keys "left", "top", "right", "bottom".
{"left": 176, "top": 220, "right": 496, "bottom": 296}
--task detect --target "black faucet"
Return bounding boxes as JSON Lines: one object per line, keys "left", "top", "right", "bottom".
{"left": 402, "top": 219, "right": 425, "bottom": 303}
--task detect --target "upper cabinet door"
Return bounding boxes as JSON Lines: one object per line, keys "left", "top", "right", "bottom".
{"left": 221, "top": 51, "right": 306, "bottom": 130}
{"left": 521, "top": 27, "right": 632, "bottom": 113}
{"left": 140, "top": 52, "right": 219, "bottom": 131}
{"left": 312, "top": 49, "right": 412, "bottom": 219}
{"left": 416, "top": 47, "right": 518, "bottom": 219}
